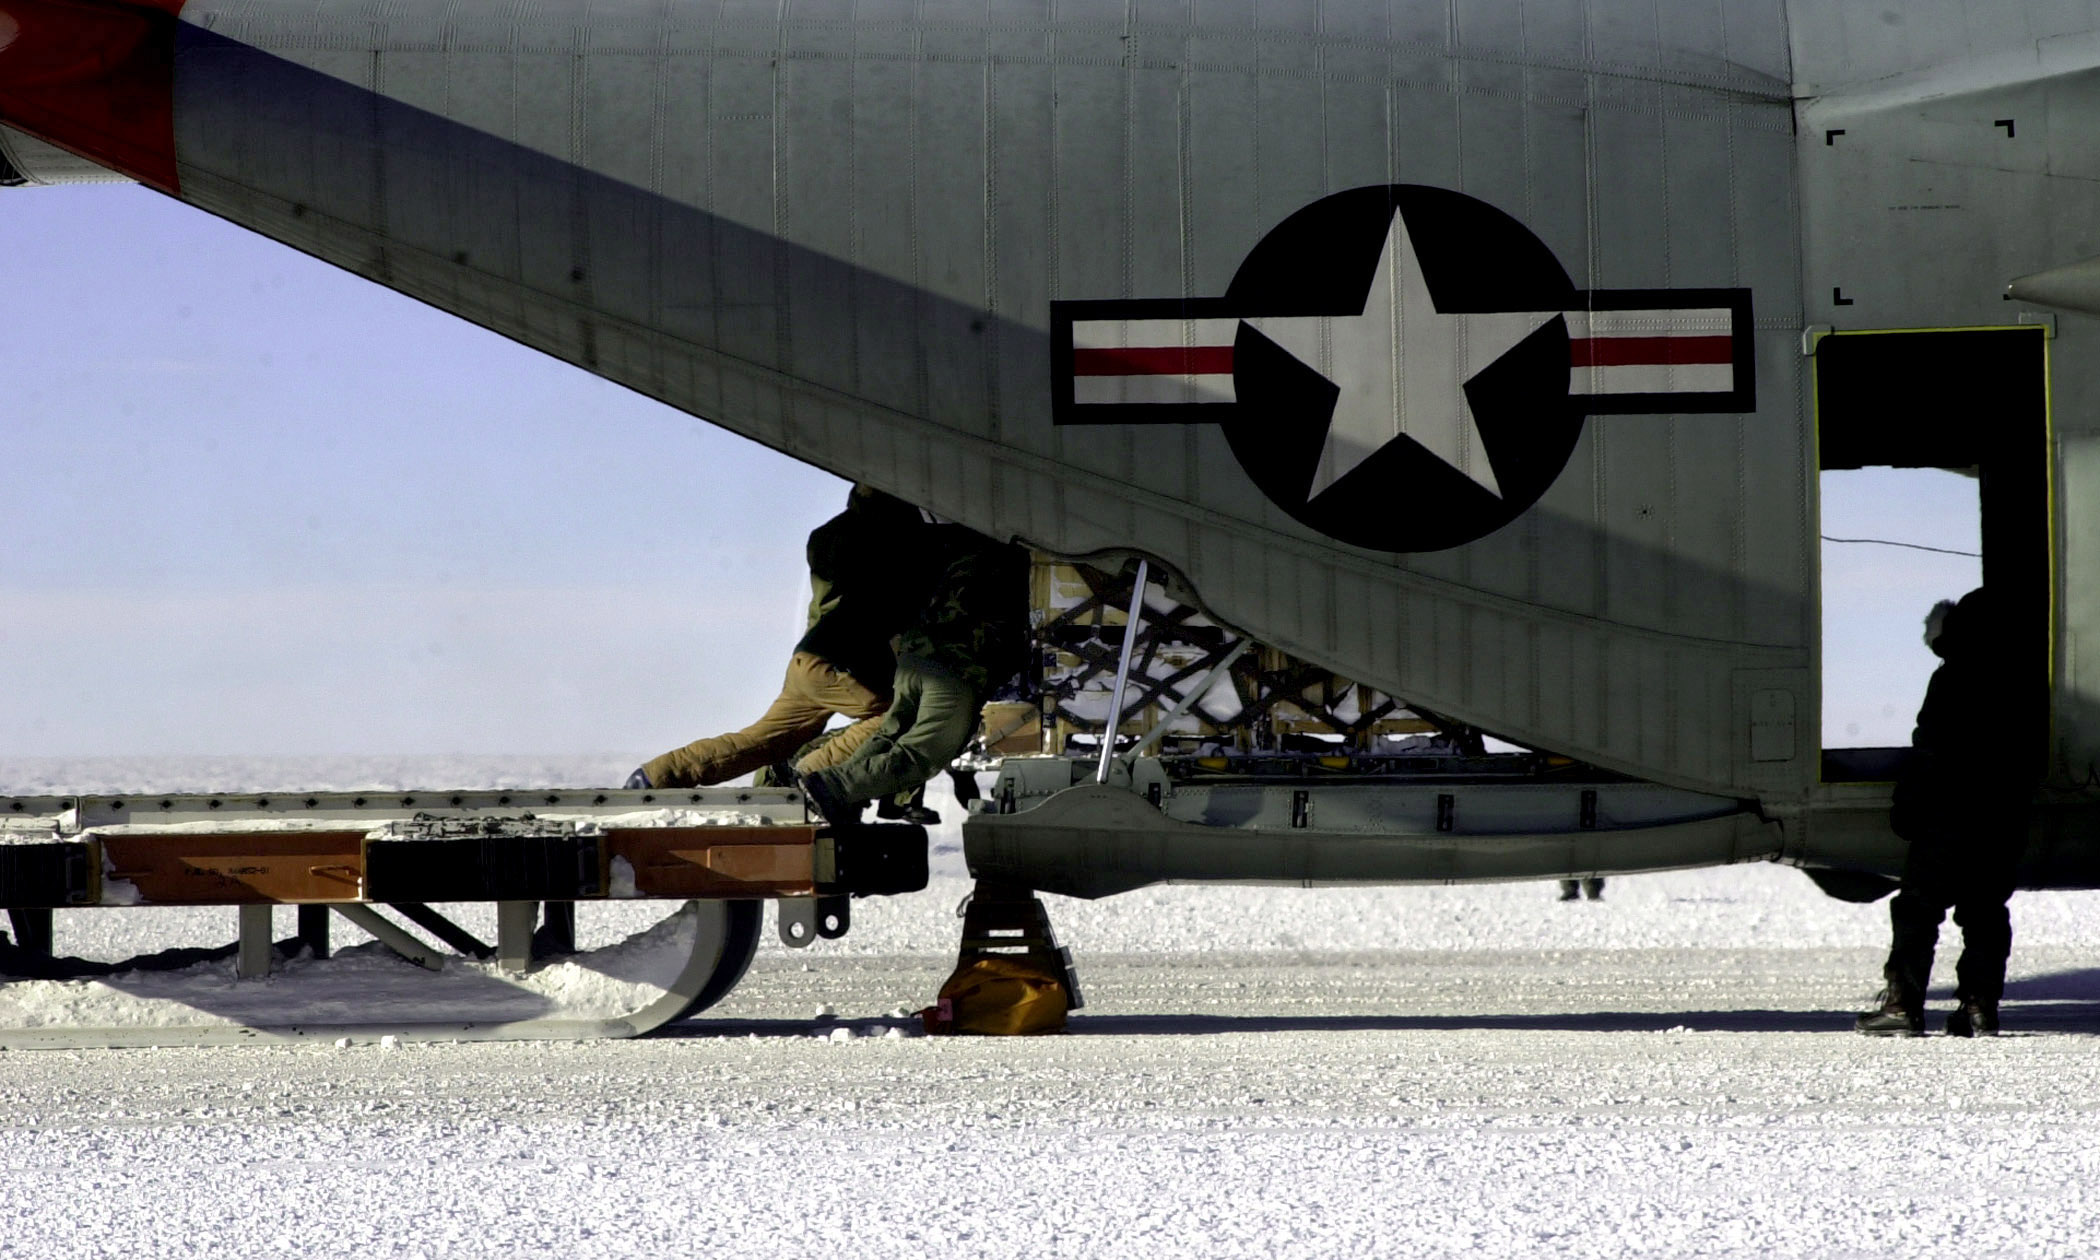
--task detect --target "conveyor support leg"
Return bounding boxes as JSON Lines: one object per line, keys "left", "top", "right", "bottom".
{"left": 237, "top": 905, "right": 274, "bottom": 979}
{"left": 496, "top": 901, "right": 536, "bottom": 974}
{"left": 297, "top": 905, "right": 330, "bottom": 960}
{"left": 535, "top": 901, "right": 576, "bottom": 957}
{"left": 6, "top": 907, "right": 53, "bottom": 957}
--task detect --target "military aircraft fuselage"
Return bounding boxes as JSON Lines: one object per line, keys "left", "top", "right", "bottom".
{"left": 6, "top": 0, "right": 2099, "bottom": 886}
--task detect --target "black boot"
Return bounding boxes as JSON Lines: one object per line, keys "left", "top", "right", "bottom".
{"left": 877, "top": 799, "right": 942, "bottom": 825}
{"left": 877, "top": 786, "right": 941, "bottom": 826}
{"left": 1946, "top": 997, "right": 2000, "bottom": 1038}
{"left": 797, "top": 770, "right": 864, "bottom": 826}
{"left": 1854, "top": 986, "right": 1925, "bottom": 1037}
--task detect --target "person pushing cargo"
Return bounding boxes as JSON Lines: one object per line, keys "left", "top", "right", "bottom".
{"left": 629, "top": 485, "right": 934, "bottom": 790}
{"left": 797, "top": 525, "right": 1032, "bottom": 824}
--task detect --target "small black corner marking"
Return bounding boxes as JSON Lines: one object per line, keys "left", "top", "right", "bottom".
{"left": 1832, "top": 287, "right": 1855, "bottom": 307}
{"left": 1995, "top": 118, "right": 2016, "bottom": 138}
{"left": 1825, "top": 129, "right": 1846, "bottom": 146}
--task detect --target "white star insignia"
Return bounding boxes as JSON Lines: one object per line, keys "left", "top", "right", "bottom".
{"left": 1245, "top": 211, "right": 1559, "bottom": 502}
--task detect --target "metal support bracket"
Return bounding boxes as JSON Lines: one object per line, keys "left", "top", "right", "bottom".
{"left": 329, "top": 904, "right": 443, "bottom": 971}
{"left": 777, "top": 895, "right": 851, "bottom": 948}
{"left": 388, "top": 902, "right": 494, "bottom": 959}
{"left": 1096, "top": 559, "right": 1150, "bottom": 784}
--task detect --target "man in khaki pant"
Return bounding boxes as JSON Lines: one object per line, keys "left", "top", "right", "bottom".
{"left": 800, "top": 526, "right": 1031, "bottom": 823}
{"left": 632, "top": 486, "right": 934, "bottom": 789}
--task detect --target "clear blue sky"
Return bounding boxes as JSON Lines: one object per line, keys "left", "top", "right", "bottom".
{"left": 2, "top": 183, "right": 845, "bottom": 759}
{"left": 1820, "top": 468, "right": 1981, "bottom": 746}
{"left": 2, "top": 183, "right": 1972, "bottom": 762}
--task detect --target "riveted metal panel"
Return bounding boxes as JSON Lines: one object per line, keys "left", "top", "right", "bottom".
{"left": 166, "top": 0, "right": 1809, "bottom": 800}
{"left": 2055, "top": 434, "right": 2100, "bottom": 781}
{"left": 1789, "top": 0, "right": 2100, "bottom": 93}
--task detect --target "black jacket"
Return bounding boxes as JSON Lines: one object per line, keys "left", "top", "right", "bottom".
{"left": 1891, "top": 589, "right": 2028, "bottom": 843}
{"left": 793, "top": 492, "right": 937, "bottom": 685}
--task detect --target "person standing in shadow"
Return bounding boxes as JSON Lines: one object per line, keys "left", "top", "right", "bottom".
{"left": 1856, "top": 588, "right": 2034, "bottom": 1037}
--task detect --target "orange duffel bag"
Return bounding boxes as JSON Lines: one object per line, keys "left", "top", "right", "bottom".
{"left": 919, "top": 954, "right": 1069, "bottom": 1036}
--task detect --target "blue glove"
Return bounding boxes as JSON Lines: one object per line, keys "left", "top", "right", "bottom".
{"left": 623, "top": 768, "right": 652, "bottom": 790}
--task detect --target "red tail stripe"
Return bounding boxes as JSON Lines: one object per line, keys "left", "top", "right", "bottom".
{"left": 1074, "top": 346, "right": 1235, "bottom": 377}
{"left": 1569, "top": 335, "right": 1735, "bottom": 368}
{"left": 0, "top": 0, "right": 185, "bottom": 193}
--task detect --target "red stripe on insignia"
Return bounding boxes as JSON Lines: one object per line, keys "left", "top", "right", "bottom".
{"left": 0, "top": 0, "right": 184, "bottom": 193}
{"left": 1569, "top": 335, "right": 1734, "bottom": 368}
{"left": 1073, "top": 346, "right": 1235, "bottom": 377}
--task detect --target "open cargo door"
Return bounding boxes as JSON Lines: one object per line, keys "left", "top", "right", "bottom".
{"left": 1815, "top": 327, "right": 2052, "bottom": 781}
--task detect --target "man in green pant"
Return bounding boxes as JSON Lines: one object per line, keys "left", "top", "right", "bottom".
{"left": 799, "top": 526, "right": 1031, "bottom": 824}
{"left": 630, "top": 486, "right": 934, "bottom": 789}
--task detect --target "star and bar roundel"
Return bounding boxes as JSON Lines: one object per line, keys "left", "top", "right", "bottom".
{"left": 1050, "top": 186, "right": 1756, "bottom": 553}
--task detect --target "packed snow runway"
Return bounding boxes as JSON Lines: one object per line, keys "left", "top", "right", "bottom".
{"left": 4, "top": 759, "right": 2099, "bottom": 1257}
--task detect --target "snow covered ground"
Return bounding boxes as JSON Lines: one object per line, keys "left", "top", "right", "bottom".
{"left": 4, "top": 757, "right": 2099, "bottom": 1257}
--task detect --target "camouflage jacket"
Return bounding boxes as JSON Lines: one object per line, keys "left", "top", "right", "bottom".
{"left": 898, "top": 526, "right": 1033, "bottom": 697}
